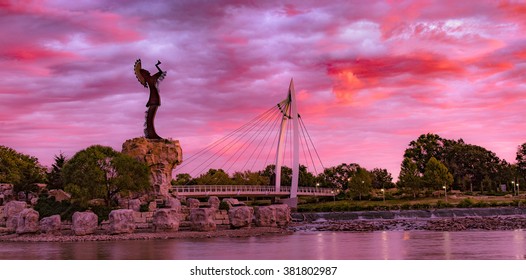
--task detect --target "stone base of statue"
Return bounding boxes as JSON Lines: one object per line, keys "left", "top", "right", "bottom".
{"left": 122, "top": 137, "right": 182, "bottom": 198}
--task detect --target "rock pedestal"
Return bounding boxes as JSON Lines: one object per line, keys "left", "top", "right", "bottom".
{"left": 122, "top": 137, "right": 182, "bottom": 197}
{"left": 109, "top": 209, "right": 136, "bottom": 234}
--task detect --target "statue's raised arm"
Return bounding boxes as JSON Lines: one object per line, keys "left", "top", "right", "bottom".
{"left": 134, "top": 59, "right": 167, "bottom": 140}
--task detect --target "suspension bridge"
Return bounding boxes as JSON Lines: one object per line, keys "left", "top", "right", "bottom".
{"left": 172, "top": 80, "right": 335, "bottom": 207}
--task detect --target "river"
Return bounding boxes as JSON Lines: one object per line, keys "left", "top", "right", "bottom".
{"left": 1, "top": 230, "right": 525, "bottom": 260}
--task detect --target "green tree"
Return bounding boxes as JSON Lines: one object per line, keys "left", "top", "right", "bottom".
{"left": 423, "top": 157, "right": 453, "bottom": 190}
{"left": 63, "top": 145, "right": 150, "bottom": 207}
{"left": 398, "top": 157, "right": 422, "bottom": 198}
{"left": 516, "top": 143, "right": 526, "bottom": 184}
{"left": 370, "top": 168, "right": 394, "bottom": 189}
{"left": 232, "top": 170, "right": 270, "bottom": 185}
{"left": 0, "top": 146, "right": 46, "bottom": 196}
{"left": 195, "top": 169, "right": 233, "bottom": 185}
{"left": 317, "top": 163, "right": 360, "bottom": 190}
{"left": 172, "top": 173, "right": 195, "bottom": 185}
{"left": 47, "top": 153, "right": 67, "bottom": 190}
{"left": 348, "top": 167, "right": 372, "bottom": 200}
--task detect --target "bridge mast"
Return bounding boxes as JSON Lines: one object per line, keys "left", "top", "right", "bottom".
{"left": 274, "top": 79, "right": 299, "bottom": 207}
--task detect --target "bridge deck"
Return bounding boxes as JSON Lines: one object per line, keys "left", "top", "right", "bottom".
{"left": 171, "top": 185, "right": 335, "bottom": 198}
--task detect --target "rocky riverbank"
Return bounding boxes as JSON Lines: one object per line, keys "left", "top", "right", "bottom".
{"left": 291, "top": 215, "right": 526, "bottom": 232}
{"left": 0, "top": 227, "right": 291, "bottom": 242}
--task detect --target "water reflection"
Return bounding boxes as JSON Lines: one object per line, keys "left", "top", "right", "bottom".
{"left": 1, "top": 231, "right": 526, "bottom": 260}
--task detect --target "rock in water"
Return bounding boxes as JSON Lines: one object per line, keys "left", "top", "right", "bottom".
{"left": 109, "top": 209, "right": 136, "bottom": 234}
{"left": 228, "top": 206, "right": 254, "bottom": 228}
{"left": 189, "top": 208, "right": 216, "bottom": 231}
{"left": 122, "top": 137, "right": 182, "bottom": 197}
{"left": 72, "top": 211, "right": 98, "bottom": 236}
{"left": 16, "top": 208, "right": 39, "bottom": 234}
{"left": 4, "top": 201, "right": 27, "bottom": 233}
{"left": 270, "top": 204, "right": 291, "bottom": 228}
{"left": 40, "top": 215, "right": 62, "bottom": 234}
{"left": 152, "top": 208, "right": 180, "bottom": 231}
{"left": 254, "top": 206, "right": 277, "bottom": 227}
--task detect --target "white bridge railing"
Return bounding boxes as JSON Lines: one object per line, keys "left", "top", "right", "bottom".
{"left": 171, "top": 185, "right": 335, "bottom": 197}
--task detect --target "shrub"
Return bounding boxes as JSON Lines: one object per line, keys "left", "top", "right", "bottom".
{"left": 219, "top": 201, "right": 230, "bottom": 211}
{"left": 457, "top": 198, "right": 474, "bottom": 208}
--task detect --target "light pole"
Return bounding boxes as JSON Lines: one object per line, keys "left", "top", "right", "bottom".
{"left": 331, "top": 190, "right": 335, "bottom": 203}
{"left": 512, "top": 180, "right": 516, "bottom": 196}
{"left": 381, "top": 188, "right": 385, "bottom": 202}
{"left": 443, "top": 186, "right": 447, "bottom": 202}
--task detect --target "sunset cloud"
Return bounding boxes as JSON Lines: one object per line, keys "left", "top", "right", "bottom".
{"left": 1, "top": 0, "right": 526, "bottom": 179}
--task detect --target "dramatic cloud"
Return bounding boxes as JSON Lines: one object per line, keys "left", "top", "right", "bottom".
{"left": 1, "top": 0, "right": 526, "bottom": 180}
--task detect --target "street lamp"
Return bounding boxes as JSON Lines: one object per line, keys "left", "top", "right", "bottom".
{"left": 512, "top": 181, "right": 516, "bottom": 196}
{"left": 381, "top": 188, "right": 385, "bottom": 202}
{"left": 443, "top": 186, "right": 447, "bottom": 202}
{"left": 331, "top": 190, "right": 335, "bottom": 202}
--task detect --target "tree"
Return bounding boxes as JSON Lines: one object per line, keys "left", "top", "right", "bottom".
{"left": 232, "top": 170, "right": 270, "bottom": 185}
{"left": 348, "top": 167, "right": 372, "bottom": 200}
{"left": 63, "top": 145, "right": 150, "bottom": 207}
{"left": 195, "top": 169, "right": 233, "bottom": 185}
{"left": 47, "top": 153, "right": 67, "bottom": 190}
{"left": 404, "top": 133, "right": 448, "bottom": 174}
{"left": 423, "top": 157, "right": 453, "bottom": 190}
{"left": 398, "top": 157, "right": 422, "bottom": 198}
{"left": 172, "top": 173, "right": 195, "bottom": 185}
{"left": 370, "top": 168, "right": 394, "bottom": 189}
{"left": 0, "top": 145, "right": 46, "bottom": 196}
{"left": 516, "top": 143, "right": 526, "bottom": 183}
{"left": 317, "top": 163, "right": 360, "bottom": 190}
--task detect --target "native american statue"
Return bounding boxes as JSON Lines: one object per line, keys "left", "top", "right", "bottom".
{"left": 134, "top": 59, "right": 166, "bottom": 139}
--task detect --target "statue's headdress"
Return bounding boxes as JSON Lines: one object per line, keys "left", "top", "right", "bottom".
{"left": 134, "top": 59, "right": 147, "bottom": 87}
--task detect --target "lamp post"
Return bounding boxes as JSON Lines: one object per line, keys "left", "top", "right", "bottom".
{"left": 331, "top": 190, "right": 335, "bottom": 203}
{"left": 443, "top": 186, "right": 447, "bottom": 202}
{"left": 381, "top": 188, "right": 385, "bottom": 202}
{"left": 512, "top": 180, "right": 516, "bottom": 196}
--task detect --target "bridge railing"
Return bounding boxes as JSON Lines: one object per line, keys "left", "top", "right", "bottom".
{"left": 172, "top": 185, "right": 336, "bottom": 195}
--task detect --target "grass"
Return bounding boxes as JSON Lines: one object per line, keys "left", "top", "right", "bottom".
{"left": 297, "top": 195, "right": 526, "bottom": 212}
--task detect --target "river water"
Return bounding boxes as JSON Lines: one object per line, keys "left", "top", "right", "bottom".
{"left": 1, "top": 230, "right": 525, "bottom": 260}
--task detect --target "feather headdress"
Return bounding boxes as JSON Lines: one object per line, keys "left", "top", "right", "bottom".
{"left": 134, "top": 59, "right": 147, "bottom": 87}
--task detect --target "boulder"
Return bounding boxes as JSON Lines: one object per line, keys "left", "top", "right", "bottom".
{"left": 165, "top": 197, "right": 182, "bottom": 211}
{"left": 16, "top": 208, "right": 39, "bottom": 234}
{"left": 223, "top": 198, "right": 244, "bottom": 207}
{"left": 119, "top": 198, "right": 141, "bottom": 211}
{"left": 152, "top": 209, "right": 180, "bottom": 231}
{"left": 208, "top": 196, "right": 220, "bottom": 210}
{"left": 189, "top": 208, "right": 216, "bottom": 231}
{"left": 39, "top": 215, "right": 62, "bottom": 234}
{"left": 109, "top": 209, "right": 136, "bottom": 234}
{"left": 122, "top": 137, "right": 183, "bottom": 197}
{"left": 187, "top": 198, "right": 200, "bottom": 209}
{"left": 4, "top": 201, "right": 27, "bottom": 232}
{"left": 72, "top": 211, "right": 98, "bottom": 236}
{"left": 254, "top": 206, "right": 277, "bottom": 227}
{"left": 48, "top": 189, "right": 71, "bottom": 202}
{"left": 271, "top": 204, "right": 291, "bottom": 227}
{"left": 148, "top": 201, "right": 157, "bottom": 211}
{"left": 228, "top": 206, "right": 253, "bottom": 228}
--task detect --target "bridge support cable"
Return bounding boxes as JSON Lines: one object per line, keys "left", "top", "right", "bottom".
{"left": 177, "top": 105, "right": 281, "bottom": 177}
{"left": 191, "top": 107, "right": 282, "bottom": 177}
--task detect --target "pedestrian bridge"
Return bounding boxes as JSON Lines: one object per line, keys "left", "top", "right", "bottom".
{"left": 171, "top": 185, "right": 336, "bottom": 198}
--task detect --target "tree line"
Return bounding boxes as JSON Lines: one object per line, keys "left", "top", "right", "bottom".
{"left": 2, "top": 132, "right": 526, "bottom": 203}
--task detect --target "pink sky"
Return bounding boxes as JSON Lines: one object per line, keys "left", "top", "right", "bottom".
{"left": 1, "top": 0, "right": 526, "bottom": 180}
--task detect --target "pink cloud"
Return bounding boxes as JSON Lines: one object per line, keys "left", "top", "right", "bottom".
{"left": 1, "top": 0, "right": 526, "bottom": 181}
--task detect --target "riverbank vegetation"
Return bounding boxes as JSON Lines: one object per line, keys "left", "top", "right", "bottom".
{"left": 2, "top": 133, "right": 526, "bottom": 213}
